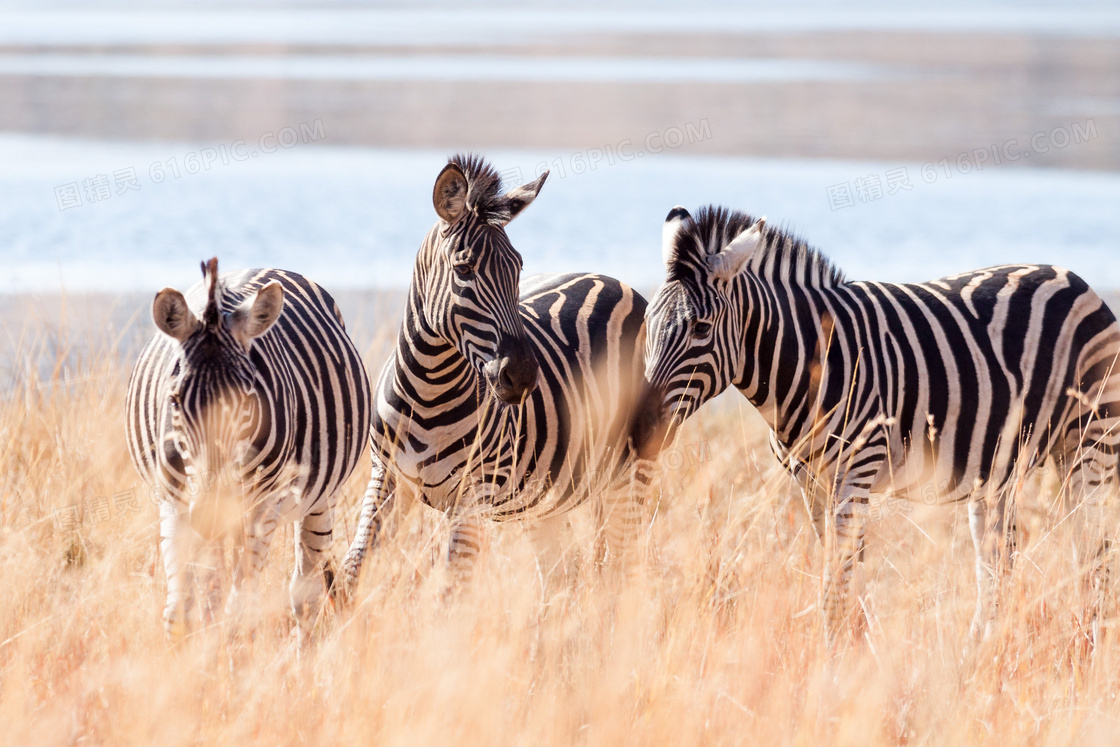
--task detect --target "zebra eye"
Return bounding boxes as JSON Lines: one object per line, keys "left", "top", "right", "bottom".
{"left": 691, "top": 321, "right": 713, "bottom": 339}
{"left": 453, "top": 263, "right": 474, "bottom": 279}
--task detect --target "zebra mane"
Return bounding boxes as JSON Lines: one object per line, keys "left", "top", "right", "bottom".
{"left": 449, "top": 153, "right": 511, "bottom": 225}
{"left": 668, "top": 205, "right": 845, "bottom": 289}
{"left": 200, "top": 257, "right": 222, "bottom": 330}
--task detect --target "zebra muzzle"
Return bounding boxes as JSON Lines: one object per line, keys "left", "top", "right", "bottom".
{"left": 483, "top": 341, "right": 540, "bottom": 404}
{"left": 631, "top": 382, "right": 677, "bottom": 460}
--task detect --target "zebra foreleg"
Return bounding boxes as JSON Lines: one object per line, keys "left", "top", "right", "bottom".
{"left": 159, "top": 499, "right": 198, "bottom": 639}
{"left": 598, "top": 458, "right": 657, "bottom": 573}
{"left": 967, "top": 490, "right": 1017, "bottom": 641}
{"left": 822, "top": 485, "right": 871, "bottom": 644}
{"left": 290, "top": 501, "right": 335, "bottom": 637}
{"left": 195, "top": 540, "right": 224, "bottom": 628}
{"left": 791, "top": 462, "right": 828, "bottom": 545}
{"left": 529, "top": 512, "right": 572, "bottom": 593}
{"left": 1059, "top": 443, "right": 1117, "bottom": 650}
{"left": 341, "top": 459, "right": 395, "bottom": 599}
{"left": 446, "top": 511, "right": 487, "bottom": 588}
{"left": 225, "top": 504, "right": 284, "bottom": 630}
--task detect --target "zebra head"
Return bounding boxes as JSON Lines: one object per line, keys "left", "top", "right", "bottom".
{"left": 152, "top": 258, "right": 283, "bottom": 537}
{"left": 633, "top": 206, "right": 767, "bottom": 458}
{"left": 418, "top": 154, "right": 547, "bottom": 405}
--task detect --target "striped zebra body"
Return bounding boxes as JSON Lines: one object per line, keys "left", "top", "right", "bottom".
{"left": 126, "top": 260, "right": 371, "bottom": 635}
{"left": 343, "top": 156, "right": 650, "bottom": 589}
{"left": 373, "top": 273, "right": 646, "bottom": 516}
{"left": 635, "top": 206, "right": 1120, "bottom": 640}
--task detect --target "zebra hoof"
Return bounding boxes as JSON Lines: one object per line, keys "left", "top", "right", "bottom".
{"left": 323, "top": 561, "right": 348, "bottom": 608}
{"left": 289, "top": 623, "right": 314, "bottom": 658}
{"left": 333, "top": 572, "right": 361, "bottom": 611}
{"left": 969, "top": 612, "right": 997, "bottom": 645}
{"left": 164, "top": 615, "right": 190, "bottom": 642}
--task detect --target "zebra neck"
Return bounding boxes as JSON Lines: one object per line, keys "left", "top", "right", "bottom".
{"left": 734, "top": 275, "right": 828, "bottom": 446}
{"left": 390, "top": 294, "right": 480, "bottom": 416}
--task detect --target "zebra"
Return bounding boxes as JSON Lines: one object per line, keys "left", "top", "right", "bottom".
{"left": 126, "top": 259, "right": 372, "bottom": 637}
{"left": 632, "top": 204, "right": 1120, "bottom": 641}
{"left": 341, "top": 154, "right": 651, "bottom": 592}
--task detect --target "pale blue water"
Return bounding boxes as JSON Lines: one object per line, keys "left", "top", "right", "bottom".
{"left": 2, "top": 134, "right": 1118, "bottom": 295}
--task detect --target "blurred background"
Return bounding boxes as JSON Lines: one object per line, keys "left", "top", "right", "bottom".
{"left": 0, "top": 0, "right": 1118, "bottom": 325}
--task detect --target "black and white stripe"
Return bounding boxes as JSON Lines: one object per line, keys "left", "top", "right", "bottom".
{"left": 634, "top": 205, "right": 1120, "bottom": 640}
{"left": 342, "top": 155, "right": 651, "bottom": 589}
{"left": 126, "top": 259, "right": 371, "bottom": 636}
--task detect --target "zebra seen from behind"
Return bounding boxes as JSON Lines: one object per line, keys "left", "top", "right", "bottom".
{"left": 632, "top": 205, "right": 1120, "bottom": 642}
{"left": 342, "top": 154, "right": 652, "bottom": 591}
{"left": 126, "top": 259, "right": 372, "bottom": 637}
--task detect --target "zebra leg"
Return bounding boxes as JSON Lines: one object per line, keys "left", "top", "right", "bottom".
{"left": 290, "top": 500, "right": 334, "bottom": 636}
{"left": 447, "top": 511, "right": 487, "bottom": 588}
{"left": 599, "top": 458, "right": 656, "bottom": 571}
{"left": 792, "top": 462, "right": 828, "bottom": 544}
{"left": 225, "top": 503, "right": 284, "bottom": 627}
{"left": 968, "top": 490, "right": 1016, "bottom": 641}
{"left": 341, "top": 458, "right": 395, "bottom": 598}
{"left": 196, "top": 540, "right": 224, "bottom": 628}
{"left": 1059, "top": 442, "right": 1117, "bottom": 648}
{"left": 774, "top": 433, "right": 828, "bottom": 542}
{"left": 159, "top": 499, "right": 197, "bottom": 639}
{"left": 529, "top": 512, "right": 571, "bottom": 591}
{"left": 822, "top": 485, "right": 871, "bottom": 643}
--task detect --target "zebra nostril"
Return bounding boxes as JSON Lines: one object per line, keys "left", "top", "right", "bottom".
{"left": 499, "top": 364, "right": 515, "bottom": 391}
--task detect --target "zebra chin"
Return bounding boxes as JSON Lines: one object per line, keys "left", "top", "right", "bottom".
{"left": 484, "top": 375, "right": 539, "bottom": 405}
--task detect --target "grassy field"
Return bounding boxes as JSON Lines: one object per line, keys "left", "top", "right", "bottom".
{"left": 2, "top": 305, "right": 1119, "bottom": 746}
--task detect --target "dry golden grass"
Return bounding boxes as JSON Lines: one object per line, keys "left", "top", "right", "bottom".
{"left": 3, "top": 311, "right": 1120, "bottom": 746}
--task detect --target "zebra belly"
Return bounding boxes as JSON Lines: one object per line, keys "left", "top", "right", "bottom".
{"left": 869, "top": 453, "right": 1012, "bottom": 505}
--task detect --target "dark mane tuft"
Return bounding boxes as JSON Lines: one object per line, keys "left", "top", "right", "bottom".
{"left": 449, "top": 153, "right": 511, "bottom": 225}
{"left": 201, "top": 257, "right": 222, "bottom": 330}
{"left": 667, "top": 205, "right": 845, "bottom": 288}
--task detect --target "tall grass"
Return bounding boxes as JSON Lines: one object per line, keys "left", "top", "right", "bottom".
{"left": 0, "top": 299, "right": 1117, "bottom": 746}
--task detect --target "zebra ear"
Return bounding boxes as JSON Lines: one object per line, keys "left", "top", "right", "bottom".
{"left": 433, "top": 163, "right": 468, "bottom": 223}
{"left": 662, "top": 206, "right": 691, "bottom": 266}
{"left": 230, "top": 281, "right": 284, "bottom": 345}
{"left": 152, "top": 288, "right": 200, "bottom": 342}
{"left": 707, "top": 217, "right": 766, "bottom": 281}
{"left": 497, "top": 170, "right": 548, "bottom": 225}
